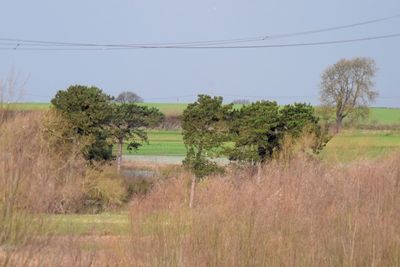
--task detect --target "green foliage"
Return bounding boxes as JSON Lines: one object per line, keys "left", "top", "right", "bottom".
{"left": 110, "top": 103, "right": 164, "bottom": 151}
{"left": 228, "top": 101, "right": 280, "bottom": 163}
{"left": 182, "top": 95, "right": 232, "bottom": 178}
{"left": 280, "top": 103, "right": 318, "bottom": 136}
{"left": 228, "top": 102, "right": 329, "bottom": 163}
{"left": 279, "top": 103, "right": 331, "bottom": 154}
{"left": 51, "top": 85, "right": 114, "bottom": 161}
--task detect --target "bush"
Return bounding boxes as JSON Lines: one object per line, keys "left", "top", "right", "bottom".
{"left": 83, "top": 167, "right": 127, "bottom": 213}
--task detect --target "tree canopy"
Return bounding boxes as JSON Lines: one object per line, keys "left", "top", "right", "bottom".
{"left": 228, "top": 101, "right": 280, "bottom": 163}
{"left": 225, "top": 102, "right": 328, "bottom": 164}
{"left": 319, "top": 57, "right": 378, "bottom": 132}
{"left": 51, "top": 85, "right": 162, "bottom": 163}
{"left": 51, "top": 85, "right": 114, "bottom": 161}
{"left": 182, "top": 95, "right": 232, "bottom": 179}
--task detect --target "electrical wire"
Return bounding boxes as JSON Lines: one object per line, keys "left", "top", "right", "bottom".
{"left": 0, "top": 13, "right": 399, "bottom": 49}
{"left": 0, "top": 33, "right": 398, "bottom": 51}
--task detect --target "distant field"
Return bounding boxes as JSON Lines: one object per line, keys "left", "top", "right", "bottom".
{"left": 123, "top": 130, "right": 185, "bottom": 156}
{"left": 362, "top": 107, "right": 400, "bottom": 125}
{"left": 6, "top": 102, "right": 52, "bottom": 110}
{"left": 137, "top": 103, "right": 187, "bottom": 116}
{"left": 126, "top": 129, "right": 400, "bottom": 162}
{"left": 320, "top": 130, "right": 400, "bottom": 162}
{"left": 6, "top": 102, "right": 188, "bottom": 115}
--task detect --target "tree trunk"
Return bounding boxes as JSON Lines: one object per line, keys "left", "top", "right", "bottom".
{"left": 335, "top": 117, "right": 343, "bottom": 133}
{"left": 189, "top": 176, "right": 196, "bottom": 209}
{"left": 117, "top": 138, "right": 123, "bottom": 175}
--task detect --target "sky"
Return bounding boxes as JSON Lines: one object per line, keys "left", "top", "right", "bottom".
{"left": 0, "top": 0, "right": 399, "bottom": 107}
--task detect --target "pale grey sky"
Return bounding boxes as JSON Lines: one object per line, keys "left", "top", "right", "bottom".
{"left": 1, "top": 0, "right": 399, "bottom": 106}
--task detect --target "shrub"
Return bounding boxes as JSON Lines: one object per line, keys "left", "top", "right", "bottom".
{"left": 83, "top": 167, "right": 127, "bottom": 213}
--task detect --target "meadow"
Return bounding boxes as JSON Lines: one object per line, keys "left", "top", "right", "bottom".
{"left": 123, "top": 129, "right": 400, "bottom": 162}
{"left": 124, "top": 130, "right": 185, "bottom": 156}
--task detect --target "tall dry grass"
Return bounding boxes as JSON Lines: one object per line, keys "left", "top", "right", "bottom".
{"left": 128, "top": 154, "right": 400, "bottom": 266}
{"left": 0, "top": 111, "right": 128, "bottom": 266}
{"left": 0, "top": 111, "right": 86, "bottom": 214}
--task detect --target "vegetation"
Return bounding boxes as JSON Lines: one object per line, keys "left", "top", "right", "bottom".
{"left": 51, "top": 85, "right": 114, "bottom": 161}
{"left": 1, "top": 106, "right": 400, "bottom": 265}
{"left": 0, "top": 67, "right": 399, "bottom": 265}
{"left": 51, "top": 85, "right": 163, "bottom": 166}
{"left": 6, "top": 102, "right": 400, "bottom": 125}
{"left": 182, "top": 95, "right": 232, "bottom": 207}
{"left": 115, "top": 91, "right": 143, "bottom": 103}
{"left": 127, "top": 154, "right": 400, "bottom": 266}
{"left": 110, "top": 103, "right": 163, "bottom": 173}
{"left": 320, "top": 57, "right": 378, "bottom": 132}
{"left": 321, "top": 130, "right": 400, "bottom": 162}
{"left": 228, "top": 100, "right": 280, "bottom": 163}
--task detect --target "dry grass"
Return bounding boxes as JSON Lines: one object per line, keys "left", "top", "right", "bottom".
{"left": 128, "top": 154, "right": 400, "bottom": 266}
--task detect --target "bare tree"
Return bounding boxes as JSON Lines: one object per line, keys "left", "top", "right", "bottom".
{"left": 115, "top": 91, "right": 143, "bottom": 103}
{"left": 319, "top": 57, "right": 378, "bottom": 132}
{"left": 0, "top": 69, "right": 27, "bottom": 122}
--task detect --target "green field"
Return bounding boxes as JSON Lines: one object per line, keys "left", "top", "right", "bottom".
{"left": 126, "top": 129, "right": 400, "bottom": 162}
{"left": 137, "top": 103, "right": 187, "bottom": 116}
{"left": 123, "top": 130, "right": 185, "bottom": 156}
{"left": 321, "top": 130, "right": 400, "bottom": 161}
{"left": 6, "top": 102, "right": 52, "bottom": 110}
{"left": 7, "top": 102, "right": 188, "bottom": 116}
{"left": 362, "top": 107, "right": 400, "bottom": 125}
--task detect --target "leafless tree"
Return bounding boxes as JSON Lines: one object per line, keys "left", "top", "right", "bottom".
{"left": 319, "top": 57, "right": 378, "bottom": 132}
{"left": 0, "top": 69, "right": 27, "bottom": 122}
{"left": 115, "top": 91, "right": 143, "bottom": 103}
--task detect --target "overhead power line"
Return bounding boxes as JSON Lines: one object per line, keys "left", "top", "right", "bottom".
{"left": 0, "top": 13, "right": 399, "bottom": 50}
{"left": 0, "top": 33, "right": 399, "bottom": 51}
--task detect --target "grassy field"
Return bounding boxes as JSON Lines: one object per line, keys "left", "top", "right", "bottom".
{"left": 124, "top": 130, "right": 185, "bottom": 156}
{"left": 137, "top": 103, "right": 187, "bottom": 116}
{"left": 126, "top": 129, "right": 400, "bottom": 162}
{"left": 321, "top": 130, "right": 400, "bottom": 162}
{"left": 6, "top": 102, "right": 52, "bottom": 110}
{"left": 362, "top": 107, "right": 400, "bottom": 125}
{"left": 6, "top": 102, "right": 188, "bottom": 116}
